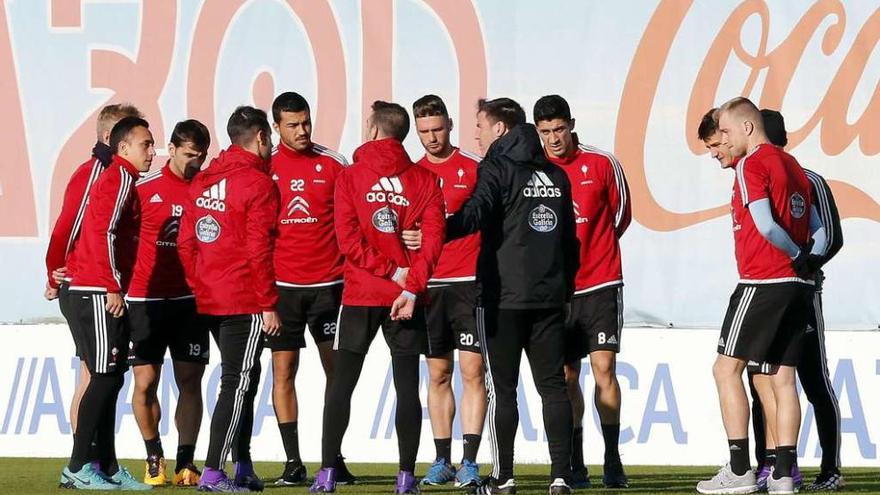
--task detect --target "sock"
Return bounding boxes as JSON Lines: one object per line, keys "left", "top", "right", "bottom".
{"left": 392, "top": 354, "right": 421, "bottom": 473}
{"left": 765, "top": 448, "right": 777, "bottom": 467}
{"left": 322, "top": 350, "right": 366, "bottom": 468}
{"left": 145, "top": 436, "right": 164, "bottom": 458}
{"left": 87, "top": 440, "right": 100, "bottom": 463}
{"left": 462, "top": 434, "right": 481, "bottom": 463}
{"left": 278, "top": 422, "right": 301, "bottom": 462}
{"left": 69, "top": 374, "right": 122, "bottom": 473}
{"left": 728, "top": 438, "right": 751, "bottom": 476}
{"left": 570, "top": 427, "right": 584, "bottom": 470}
{"left": 601, "top": 423, "right": 621, "bottom": 464}
{"left": 774, "top": 446, "right": 796, "bottom": 478}
{"left": 434, "top": 438, "right": 452, "bottom": 463}
{"left": 176, "top": 445, "right": 196, "bottom": 472}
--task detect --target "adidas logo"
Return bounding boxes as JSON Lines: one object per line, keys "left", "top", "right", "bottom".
{"left": 718, "top": 337, "right": 725, "bottom": 347}
{"left": 366, "top": 176, "right": 409, "bottom": 206}
{"left": 272, "top": 174, "right": 279, "bottom": 181}
{"left": 524, "top": 171, "right": 561, "bottom": 198}
{"left": 149, "top": 193, "right": 163, "bottom": 203}
{"left": 196, "top": 178, "right": 227, "bottom": 212}
{"left": 281, "top": 196, "right": 317, "bottom": 225}
{"left": 606, "top": 335, "right": 618, "bottom": 345}
{"left": 806, "top": 324, "right": 815, "bottom": 333}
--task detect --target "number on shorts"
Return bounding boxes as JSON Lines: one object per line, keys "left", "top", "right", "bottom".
{"left": 598, "top": 332, "right": 606, "bottom": 345}
{"left": 323, "top": 322, "right": 336, "bottom": 335}
{"left": 459, "top": 333, "right": 475, "bottom": 346}
{"left": 189, "top": 343, "right": 201, "bottom": 356}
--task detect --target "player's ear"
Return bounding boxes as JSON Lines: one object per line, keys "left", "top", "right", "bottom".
{"left": 273, "top": 122, "right": 281, "bottom": 134}
{"left": 744, "top": 120, "right": 754, "bottom": 136}
{"left": 569, "top": 118, "right": 576, "bottom": 132}
{"left": 447, "top": 118, "right": 454, "bottom": 133}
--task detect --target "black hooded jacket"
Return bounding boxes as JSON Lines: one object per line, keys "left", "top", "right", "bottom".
{"left": 447, "top": 124, "right": 579, "bottom": 309}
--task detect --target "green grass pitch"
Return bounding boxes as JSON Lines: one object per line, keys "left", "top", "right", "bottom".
{"left": 1, "top": 459, "right": 877, "bottom": 494}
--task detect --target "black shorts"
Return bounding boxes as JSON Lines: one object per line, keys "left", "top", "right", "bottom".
{"left": 334, "top": 305, "right": 428, "bottom": 356}
{"left": 128, "top": 298, "right": 210, "bottom": 366}
{"left": 565, "top": 286, "right": 624, "bottom": 362}
{"left": 748, "top": 289, "right": 823, "bottom": 375}
{"left": 69, "top": 290, "right": 130, "bottom": 375}
{"left": 265, "top": 284, "right": 342, "bottom": 351}
{"left": 718, "top": 282, "right": 812, "bottom": 367}
{"left": 58, "top": 283, "right": 84, "bottom": 359}
{"left": 426, "top": 283, "right": 480, "bottom": 357}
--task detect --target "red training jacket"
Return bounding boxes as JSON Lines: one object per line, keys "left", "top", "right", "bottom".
{"left": 548, "top": 140, "right": 632, "bottom": 294}
{"left": 177, "top": 145, "right": 279, "bottom": 315}
{"left": 126, "top": 162, "right": 193, "bottom": 300}
{"left": 45, "top": 155, "right": 107, "bottom": 288}
{"left": 334, "top": 138, "right": 446, "bottom": 306}
{"left": 732, "top": 143, "right": 812, "bottom": 283}
{"left": 416, "top": 148, "right": 481, "bottom": 284}
{"left": 271, "top": 142, "right": 349, "bottom": 287}
{"left": 68, "top": 156, "right": 141, "bottom": 293}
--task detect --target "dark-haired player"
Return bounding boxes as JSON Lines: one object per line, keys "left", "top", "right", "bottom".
{"left": 533, "top": 95, "right": 631, "bottom": 489}
{"left": 45, "top": 103, "right": 142, "bottom": 439}
{"left": 310, "top": 101, "right": 445, "bottom": 494}
{"left": 178, "top": 106, "right": 281, "bottom": 492}
{"left": 60, "top": 116, "right": 155, "bottom": 490}
{"left": 266, "top": 92, "right": 356, "bottom": 485}
{"left": 446, "top": 97, "right": 579, "bottom": 495}
{"left": 127, "top": 120, "right": 211, "bottom": 486}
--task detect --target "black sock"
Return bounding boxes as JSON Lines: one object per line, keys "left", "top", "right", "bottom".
{"left": 176, "top": 445, "right": 195, "bottom": 472}
{"left": 322, "top": 350, "right": 366, "bottom": 468}
{"left": 728, "top": 438, "right": 751, "bottom": 475}
{"left": 434, "top": 438, "right": 452, "bottom": 462}
{"left": 765, "top": 448, "right": 777, "bottom": 467}
{"left": 279, "top": 422, "right": 301, "bottom": 462}
{"left": 601, "top": 423, "right": 621, "bottom": 463}
{"left": 462, "top": 434, "right": 481, "bottom": 463}
{"left": 392, "top": 354, "right": 421, "bottom": 473}
{"left": 145, "top": 436, "right": 163, "bottom": 458}
{"left": 774, "top": 446, "right": 796, "bottom": 478}
{"left": 570, "top": 427, "right": 585, "bottom": 470}
{"left": 69, "top": 374, "right": 122, "bottom": 473}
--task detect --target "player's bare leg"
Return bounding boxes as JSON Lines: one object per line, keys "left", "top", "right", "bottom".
{"left": 591, "top": 350, "right": 626, "bottom": 487}
{"left": 459, "top": 350, "right": 486, "bottom": 439}
{"left": 317, "top": 341, "right": 336, "bottom": 400}
{"left": 171, "top": 360, "right": 204, "bottom": 482}
{"left": 713, "top": 355, "right": 749, "bottom": 438}
{"left": 133, "top": 363, "right": 165, "bottom": 483}
{"left": 423, "top": 353, "right": 456, "bottom": 485}
{"left": 272, "top": 350, "right": 300, "bottom": 425}
{"left": 71, "top": 361, "right": 91, "bottom": 432}
{"left": 769, "top": 365, "right": 801, "bottom": 486}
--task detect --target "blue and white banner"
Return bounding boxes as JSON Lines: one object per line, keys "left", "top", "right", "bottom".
{"left": 1, "top": 325, "right": 877, "bottom": 467}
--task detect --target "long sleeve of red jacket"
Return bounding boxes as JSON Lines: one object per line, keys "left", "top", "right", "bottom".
{"left": 605, "top": 153, "right": 632, "bottom": 237}
{"left": 45, "top": 162, "right": 95, "bottom": 287}
{"left": 85, "top": 167, "right": 136, "bottom": 293}
{"left": 334, "top": 171, "right": 400, "bottom": 278}
{"left": 404, "top": 181, "right": 446, "bottom": 295}
{"left": 246, "top": 177, "right": 280, "bottom": 310}
{"left": 176, "top": 194, "right": 198, "bottom": 292}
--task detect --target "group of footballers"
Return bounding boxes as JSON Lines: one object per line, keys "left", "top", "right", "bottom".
{"left": 42, "top": 89, "right": 842, "bottom": 495}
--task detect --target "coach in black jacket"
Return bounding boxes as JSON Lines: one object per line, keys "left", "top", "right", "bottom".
{"left": 446, "top": 97, "right": 578, "bottom": 494}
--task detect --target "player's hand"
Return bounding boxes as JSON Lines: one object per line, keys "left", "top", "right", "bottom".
{"left": 262, "top": 310, "right": 281, "bottom": 336}
{"left": 44, "top": 285, "right": 58, "bottom": 301}
{"left": 393, "top": 267, "right": 410, "bottom": 289}
{"left": 52, "top": 267, "right": 67, "bottom": 285}
{"left": 390, "top": 294, "right": 415, "bottom": 321}
{"left": 401, "top": 228, "right": 423, "bottom": 251}
{"left": 105, "top": 292, "right": 125, "bottom": 318}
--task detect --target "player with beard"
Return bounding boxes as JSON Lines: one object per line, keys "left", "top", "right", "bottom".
{"left": 178, "top": 106, "right": 281, "bottom": 492}
{"left": 266, "top": 92, "right": 356, "bottom": 485}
